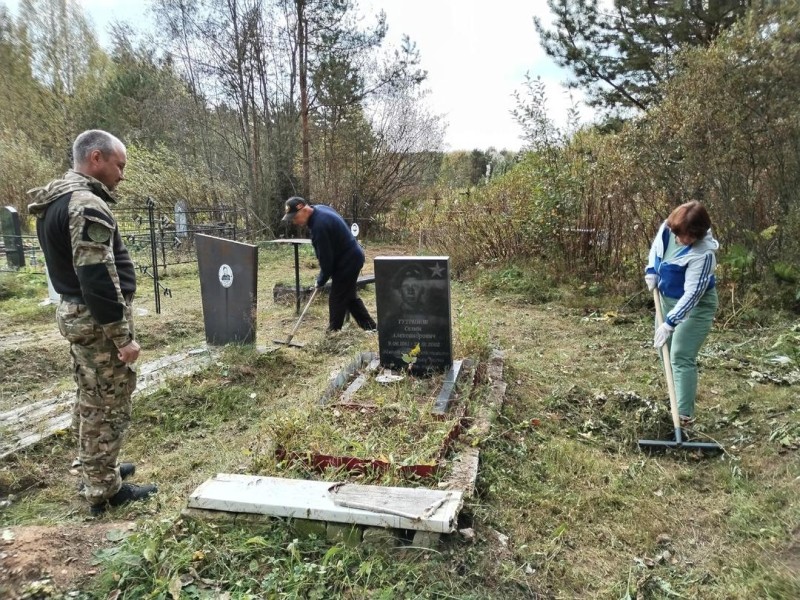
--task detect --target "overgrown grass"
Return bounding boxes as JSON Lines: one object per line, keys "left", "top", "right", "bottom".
{"left": 88, "top": 517, "right": 515, "bottom": 599}
{"left": 0, "top": 344, "right": 70, "bottom": 410}
{"left": 270, "top": 371, "right": 460, "bottom": 460}
{"left": 0, "top": 270, "right": 57, "bottom": 327}
{"left": 1, "top": 251, "right": 798, "bottom": 599}
{"left": 0, "top": 270, "right": 46, "bottom": 301}
{"left": 471, "top": 262, "right": 562, "bottom": 304}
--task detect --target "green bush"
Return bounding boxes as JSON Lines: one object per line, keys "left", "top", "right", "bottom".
{"left": 473, "top": 262, "right": 561, "bottom": 304}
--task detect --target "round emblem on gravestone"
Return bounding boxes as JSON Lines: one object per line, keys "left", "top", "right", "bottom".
{"left": 350, "top": 222, "right": 360, "bottom": 238}
{"left": 218, "top": 264, "right": 233, "bottom": 288}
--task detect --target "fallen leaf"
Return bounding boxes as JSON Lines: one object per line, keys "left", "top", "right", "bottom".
{"left": 106, "top": 529, "right": 128, "bottom": 542}
{"left": 168, "top": 575, "right": 183, "bottom": 599}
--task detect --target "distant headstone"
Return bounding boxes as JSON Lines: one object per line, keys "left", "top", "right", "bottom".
{"left": 1, "top": 206, "right": 25, "bottom": 268}
{"left": 196, "top": 234, "right": 258, "bottom": 345}
{"left": 175, "top": 200, "right": 189, "bottom": 238}
{"left": 375, "top": 256, "right": 452, "bottom": 373}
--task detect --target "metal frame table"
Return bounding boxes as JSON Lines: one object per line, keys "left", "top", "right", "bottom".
{"left": 267, "top": 238, "right": 312, "bottom": 314}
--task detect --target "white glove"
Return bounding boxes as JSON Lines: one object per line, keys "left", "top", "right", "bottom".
{"left": 653, "top": 322, "right": 674, "bottom": 348}
{"left": 644, "top": 273, "right": 658, "bottom": 292}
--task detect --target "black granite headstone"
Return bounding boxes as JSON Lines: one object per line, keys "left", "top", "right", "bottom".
{"left": 196, "top": 233, "right": 258, "bottom": 345}
{"left": 375, "top": 256, "right": 452, "bottom": 373}
{"left": 1, "top": 206, "right": 25, "bottom": 268}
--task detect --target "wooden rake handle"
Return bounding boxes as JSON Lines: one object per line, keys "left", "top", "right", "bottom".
{"left": 653, "top": 288, "right": 682, "bottom": 431}
{"left": 285, "top": 286, "right": 319, "bottom": 344}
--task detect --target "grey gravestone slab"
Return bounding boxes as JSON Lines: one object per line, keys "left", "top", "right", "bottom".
{"left": 1, "top": 206, "right": 25, "bottom": 268}
{"left": 175, "top": 200, "right": 188, "bottom": 238}
{"left": 196, "top": 234, "right": 258, "bottom": 345}
{"left": 374, "top": 256, "right": 452, "bottom": 373}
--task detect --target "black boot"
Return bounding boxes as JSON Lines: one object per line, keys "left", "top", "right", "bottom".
{"left": 91, "top": 482, "right": 158, "bottom": 516}
{"left": 119, "top": 463, "right": 136, "bottom": 479}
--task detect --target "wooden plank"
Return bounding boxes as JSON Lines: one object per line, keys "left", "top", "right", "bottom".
{"left": 187, "top": 474, "right": 463, "bottom": 533}
{"left": 0, "top": 347, "right": 214, "bottom": 459}
{"left": 0, "top": 393, "right": 71, "bottom": 424}
{"left": 2, "top": 414, "right": 72, "bottom": 457}
{"left": 339, "top": 373, "right": 369, "bottom": 404}
{"left": 0, "top": 348, "right": 208, "bottom": 430}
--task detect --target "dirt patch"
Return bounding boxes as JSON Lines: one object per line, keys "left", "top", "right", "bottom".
{"left": 781, "top": 527, "right": 800, "bottom": 575}
{"left": 0, "top": 521, "right": 134, "bottom": 598}
{"left": 0, "top": 328, "right": 64, "bottom": 353}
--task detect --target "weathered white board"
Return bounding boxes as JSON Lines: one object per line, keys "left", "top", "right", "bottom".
{"left": 187, "top": 474, "right": 463, "bottom": 533}
{"left": 0, "top": 347, "right": 214, "bottom": 458}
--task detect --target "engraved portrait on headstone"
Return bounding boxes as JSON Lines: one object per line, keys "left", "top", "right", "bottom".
{"left": 219, "top": 264, "right": 233, "bottom": 288}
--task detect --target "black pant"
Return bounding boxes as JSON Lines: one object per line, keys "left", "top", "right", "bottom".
{"left": 328, "top": 267, "right": 376, "bottom": 331}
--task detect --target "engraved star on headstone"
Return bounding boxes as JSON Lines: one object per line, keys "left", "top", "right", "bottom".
{"left": 429, "top": 262, "right": 445, "bottom": 278}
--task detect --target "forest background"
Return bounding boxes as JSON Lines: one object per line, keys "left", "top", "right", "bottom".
{"left": 1, "top": 2, "right": 799, "bottom": 598}
{"left": 1, "top": 0, "right": 799, "bottom": 316}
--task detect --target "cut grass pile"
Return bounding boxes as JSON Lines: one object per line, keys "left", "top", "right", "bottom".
{"left": 266, "top": 369, "right": 467, "bottom": 474}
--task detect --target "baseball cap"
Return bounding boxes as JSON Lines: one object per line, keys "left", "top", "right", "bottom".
{"left": 281, "top": 196, "right": 306, "bottom": 223}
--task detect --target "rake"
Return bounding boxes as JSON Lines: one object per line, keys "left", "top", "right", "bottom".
{"left": 638, "top": 288, "right": 723, "bottom": 453}
{"left": 273, "top": 286, "right": 319, "bottom": 348}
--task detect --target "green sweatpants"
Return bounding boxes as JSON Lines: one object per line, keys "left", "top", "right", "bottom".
{"left": 660, "top": 287, "right": 718, "bottom": 419}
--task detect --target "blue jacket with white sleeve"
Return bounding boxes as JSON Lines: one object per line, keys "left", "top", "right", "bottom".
{"left": 645, "top": 221, "right": 719, "bottom": 328}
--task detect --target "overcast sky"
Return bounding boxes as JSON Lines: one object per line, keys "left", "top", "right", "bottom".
{"left": 4, "top": 0, "right": 596, "bottom": 151}
{"left": 369, "top": 0, "right": 595, "bottom": 151}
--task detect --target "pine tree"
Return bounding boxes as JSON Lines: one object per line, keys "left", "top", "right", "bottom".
{"left": 535, "top": 0, "right": 753, "bottom": 113}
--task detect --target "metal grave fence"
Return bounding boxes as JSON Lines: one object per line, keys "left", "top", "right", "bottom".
{"left": 1, "top": 200, "right": 246, "bottom": 314}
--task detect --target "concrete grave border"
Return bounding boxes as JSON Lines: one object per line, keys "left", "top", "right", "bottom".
{"left": 184, "top": 350, "right": 508, "bottom": 547}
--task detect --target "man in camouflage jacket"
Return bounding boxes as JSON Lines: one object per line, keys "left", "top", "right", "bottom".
{"left": 28, "top": 130, "right": 156, "bottom": 515}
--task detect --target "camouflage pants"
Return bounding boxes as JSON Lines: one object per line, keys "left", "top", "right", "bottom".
{"left": 57, "top": 299, "right": 137, "bottom": 504}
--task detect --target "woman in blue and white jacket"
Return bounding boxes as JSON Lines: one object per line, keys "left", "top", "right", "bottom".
{"left": 645, "top": 201, "right": 719, "bottom": 428}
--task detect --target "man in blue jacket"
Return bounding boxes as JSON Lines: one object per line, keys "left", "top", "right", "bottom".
{"left": 282, "top": 196, "right": 376, "bottom": 332}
